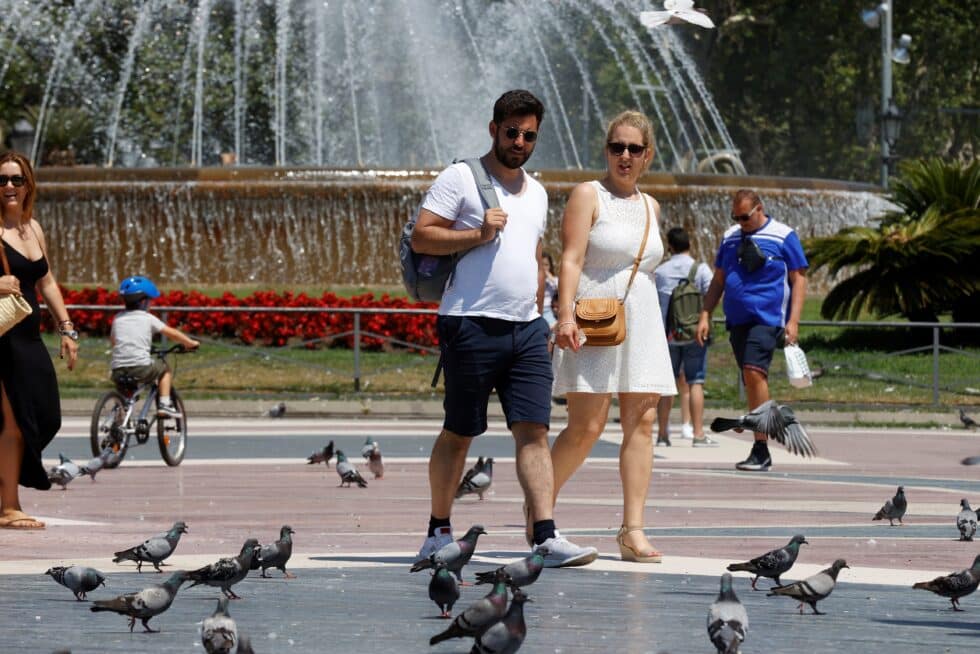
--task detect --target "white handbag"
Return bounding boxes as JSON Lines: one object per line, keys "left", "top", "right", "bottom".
{"left": 784, "top": 343, "right": 813, "bottom": 388}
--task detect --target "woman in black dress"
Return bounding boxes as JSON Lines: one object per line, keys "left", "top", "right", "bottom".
{"left": 0, "top": 151, "right": 78, "bottom": 529}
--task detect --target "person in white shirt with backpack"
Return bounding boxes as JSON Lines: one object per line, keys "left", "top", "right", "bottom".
{"left": 654, "top": 227, "right": 716, "bottom": 447}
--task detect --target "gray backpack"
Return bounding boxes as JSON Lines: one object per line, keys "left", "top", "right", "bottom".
{"left": 399, "top": 159, "right": 499, "bottom": 303}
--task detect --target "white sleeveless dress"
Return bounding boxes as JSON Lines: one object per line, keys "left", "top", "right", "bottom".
{"left": 553, "top": 181, "right": 677, "bottom": 396}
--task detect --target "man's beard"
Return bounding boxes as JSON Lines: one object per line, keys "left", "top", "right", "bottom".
{"left": 493, "top": 136, "right": 533, "bottom": 170}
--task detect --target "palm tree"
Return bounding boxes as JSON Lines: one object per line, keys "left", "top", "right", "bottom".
{"left": 805, "top": 158, "right": 980, "bottom": 323}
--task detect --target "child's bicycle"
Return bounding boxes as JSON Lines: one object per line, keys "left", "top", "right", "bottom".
{"left": 90, "top": 344, "right": 192, "bottom": 467}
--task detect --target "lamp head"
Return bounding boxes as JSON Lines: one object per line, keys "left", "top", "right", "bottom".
{"left": 860, "top": 2, "right": 887, "bottom": 29}
{"left": 892, "top": 34, "right": 912, "bottom": 64}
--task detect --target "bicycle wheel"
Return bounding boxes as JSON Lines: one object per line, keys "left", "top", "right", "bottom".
{"left": 157, "top": 389, "right": 187, "bottom": 466}
{"left": 90, "top": 391, "right": 129, "bottom": 468}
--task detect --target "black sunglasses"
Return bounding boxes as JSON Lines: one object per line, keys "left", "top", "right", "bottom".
{"left": 731, "top": 205, "right": 760, "bottom": 222}
{"left": 503, "top": 126, "right": 538, "bottom": 142}
{"left": 0, "top": 175, "right": 26, "bottom": 187}
{"left": 607, "top": 142, "right": 646, "bottom": 156}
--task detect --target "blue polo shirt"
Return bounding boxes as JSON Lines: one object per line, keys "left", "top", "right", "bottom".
{"left": 715, "top": 216, "right": 808, "bottom": 328}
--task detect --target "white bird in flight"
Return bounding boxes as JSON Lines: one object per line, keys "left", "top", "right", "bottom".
{"left": 640, "top": 0, "right": 716, "bottom": 29}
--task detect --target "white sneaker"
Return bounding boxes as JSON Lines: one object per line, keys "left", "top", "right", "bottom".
{"left": 417, "top": 526, "right": 453, "bottom": 560}
{"left": 680, "top": 423, "right": 694, "bottom": 440}
{"left": 157, "top": 403, "right": 182, "bottom": 419}
{"left": 536, "top": 530, "right": 598, "bottom": 568}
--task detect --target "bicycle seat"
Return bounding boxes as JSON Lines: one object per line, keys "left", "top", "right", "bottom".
{"left": 113, "top": 376, "right": 141, "bottom": 396}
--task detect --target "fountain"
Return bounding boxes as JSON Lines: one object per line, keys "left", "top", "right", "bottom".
{"left": 3, "top": 0, "right": 881, "bottom": 286}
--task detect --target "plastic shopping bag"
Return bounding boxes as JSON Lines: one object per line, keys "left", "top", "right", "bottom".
{"left": 784, "top": 343, "right": 813, "bottom": 388}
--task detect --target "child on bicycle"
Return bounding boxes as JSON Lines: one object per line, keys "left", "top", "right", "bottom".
{"left": 110, "top": 275, "right": 199, "bottom": 418}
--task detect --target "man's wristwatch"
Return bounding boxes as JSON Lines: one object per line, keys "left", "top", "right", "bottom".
{"left": 59, "top": 328, "right": 79, "bottom": 341}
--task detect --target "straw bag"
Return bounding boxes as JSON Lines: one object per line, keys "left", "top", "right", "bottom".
{"left": 0, "top": 235, "right": 33, "bottom": 337}
{"left": 574, "top": 193, "right": 651, "bottom": 347}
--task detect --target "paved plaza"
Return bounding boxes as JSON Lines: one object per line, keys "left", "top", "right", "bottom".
{"left": 1, "top": 412, "right": 979, "bottom": 652}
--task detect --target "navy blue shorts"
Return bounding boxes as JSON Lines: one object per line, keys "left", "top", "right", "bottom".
{"left": 728, "top": 323, "right": 785, "bottom": 378}
{"left": 669, "top": 341, "right": 708, "bottom": 385}
{"left": 437, "top": 315, "right": 552, "bottom": 436}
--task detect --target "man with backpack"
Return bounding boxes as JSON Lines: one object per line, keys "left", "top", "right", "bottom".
{"left": 409, "top": 90, "right": 598, "bottom": 569}
{"left": 654, "top": 227, "right": 716, "bottom": 447}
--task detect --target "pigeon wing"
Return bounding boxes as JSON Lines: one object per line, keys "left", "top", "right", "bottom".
{"left": 639, "top": 10, "right": 672, "bottom": 27}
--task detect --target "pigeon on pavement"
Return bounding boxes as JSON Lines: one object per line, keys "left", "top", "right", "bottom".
{"left": 361, "top": 437, "right": 377, "bottom": 459}
{"left": 113, "top": 521, "right": 188, "bottom": 573}
{"left": 640, "top": 0, "right": 715, "bottom": 29}
{"left": 960, "top": 408, "right": 978, "bottom": 430}
{"left": 187, "top": 538, "right": 260, "bottom": 599}
{"left": 767, "top": 559, "right": 849, "bottom": 615}
{"left": 47, "top": 453, "right": 81, "bottom": 490}
{"left": 429, "top": 569, "right": 510, "bottom": 645}
{"left": 457, "top": 457, "right": 493, "bottom": 500}
{"left": 307, "top": 441, "right": 334, "bottom": 465}
{"left": 90, "top": 571, "right": 189, "bottom": 632}
{"left": 474, "top": 549, "right": 547, "bottom": 589}
{"left": 873, "top": 486, "right": 908, "bottom": 526}
{"left": 267, "top": 402, "right": 286, "bottom": 418}
{"left": 367, "top": 443, "right": 385, "bottom": 479}
{"left": 962, "top": 456, "right": 980, "bottom": 466}
{"left": 79, "top": 447, "right": 118, "bottom": 481}
{"left": 45, "top": 565, "right": 106, "bottom": 601}
{"left": 335, "top": 450, "right": 368, "bottom": 488}
{"left": 727, "top": 534, "right": 808, "bottom": 590}
{"left": 252, "top": 525, "right": 296, "bottom": 578}
{"left": 710, "top": 401, "right": 816, "bottom": 458}
{"left": 708, "top": 573, "right": 748, "bottom": 654}
{"left": 200, "top": 596, "right": 238, "bottom": 654}
{"left": 957, "top": 499, "right": 977, "bottom": 541}
{"left": 913, "top": 554, "right": 980, "bottom": 611}
{"left": 429, "top": 562, "right": 460, "bottom": 618}
{"left": 471, "top": 588, "right": 530, "bottom": 654}
{"left": 411, "top": 525, "right": 487, "bottom": 582}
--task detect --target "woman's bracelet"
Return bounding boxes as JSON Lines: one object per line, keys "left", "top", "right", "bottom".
{"left": 556, "top": 321, "right": 577, "bottom": 329}
{"left": 58, "top": 319, "right": 73, "bottom": 327}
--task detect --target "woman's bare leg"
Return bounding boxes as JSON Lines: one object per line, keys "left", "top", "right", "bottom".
{"left": 0, "top": 382, "right": 43, "bottom": 527}
{"left": 618, "top": 392, "right": 659, "bottom": 554}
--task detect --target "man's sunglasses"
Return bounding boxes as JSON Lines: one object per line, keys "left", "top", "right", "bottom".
{"left": 0, "top": 175, "right": 26, "bottom": 187}
{"left": 731, "top": 205, "right": 760, "bottom": 222}
{"left": 504, "top": 126, "right": 538, "bottom": 142}
{"left": 607, "top": 142, "right": 646, "bottom": 156}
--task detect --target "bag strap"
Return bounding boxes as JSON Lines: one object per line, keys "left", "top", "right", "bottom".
{"left": 687, "top": 261, "right": 698, "bottom": 284}
{"left": 448, "top": 158, "right": 501, "bottom": 264}
{"left": 621, "top": 192, "right": 652, "bottom": 303}
{"left": 0, "top": 227, "right": 11, "bottom": 277}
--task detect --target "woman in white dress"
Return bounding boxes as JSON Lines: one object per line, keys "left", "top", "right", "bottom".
{"left": 550, "top": 111, "right": 676, "bottom": 563}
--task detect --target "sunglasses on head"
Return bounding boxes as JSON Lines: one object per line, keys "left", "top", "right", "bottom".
{"left": 607, "top": 142, "right": 646, "bottom": 156}
{"left": 503, "top": 126, "right": 538, "bottom": 142}
{"left": 731, "top": 205, "right": 760, "bottom": 222}
{"left": 0, "top": 175, "right": 26, "bottom": 187}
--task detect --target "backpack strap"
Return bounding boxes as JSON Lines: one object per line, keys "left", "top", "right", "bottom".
{"left": 458, "top": 158, "right": 500, "bottom": 211}
{"left": 687, "top": 261, "right": 698, "bottom": 284}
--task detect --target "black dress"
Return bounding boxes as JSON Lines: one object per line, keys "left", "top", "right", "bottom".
{"left": 0, "top": 240, "right": 61, "bottom": 490}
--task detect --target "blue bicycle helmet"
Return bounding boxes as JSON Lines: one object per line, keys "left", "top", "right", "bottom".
{"left": 119, "top": 275, "right": 161, "bottom": 301}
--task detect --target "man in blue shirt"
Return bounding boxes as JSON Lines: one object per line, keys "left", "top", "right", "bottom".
{"left": 695, "top": 190, "right": 808, "bottom": 471}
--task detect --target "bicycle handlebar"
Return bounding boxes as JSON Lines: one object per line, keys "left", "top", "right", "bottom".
{"left": 151, "top": 344, "right": 197, "bottom": 357}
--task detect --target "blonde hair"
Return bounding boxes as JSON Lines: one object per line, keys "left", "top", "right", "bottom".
{"left": 0, "top": 151, "right": 36, "bottom": 225}
{"left": 605, "top": 110, "right": 655, "bottom": 171}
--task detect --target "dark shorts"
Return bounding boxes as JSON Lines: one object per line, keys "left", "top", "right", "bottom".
{"left": 728, "top": 323, "right": 785, "bottom": 378}
{"left": 668, "top": 341, "right": 708, "bottom": 385}
{"left": 111, "top": 360, "right": 167, "bottom": 386}
{"left": 437, "top": 315, "right": 552, "bottom": 436}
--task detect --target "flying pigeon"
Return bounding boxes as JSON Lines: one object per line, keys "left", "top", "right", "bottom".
{"left": 639, "top": 0, "right": 715, "bottom": 29}
{"left": 710, "top": 401, "right": 816, "bottom": 458}
{"left": 957, "top": 499, "right": 977, "bottom": 541}
{"left": 307, "top": 441, "right": 334, "bottom": 465}
{"left": 79, "top": 447, "right": 118, "bottom": 481}
{"left": 873, "top": 486, "right": 908, "bottom": 526}
{"left": 914, "top": 554, "right": 980, "bottom": 611}
{"left": 47, "top": 453, "right": 81, "bottom": 490}
{"left": 187, "top": 538, "right": 260, "bottom": 599}
{"left": 251, "top": 525, "right": 296, "bottom": 578}
{"left": 457, "top": 456, "right": 493, "bottom": 500}
{"left": 960, "top": 408, "right": 978, "bottom": 430}
{"left": 113, "top": 521, "right": 188, "bottom": 573}
{"left": 767, "top": 559, "right": 849, "bottom": 615}
{"left": 411, "top": 524, "right": 487, "bottom": 582}
{"left": 200, "top": 596, "right": 238, "bottom": 654}
{"left": 727, "top": 534, "right": 808, "bottom": 590}
{"left": 471, "top": 588, "right": 531, "bottom": 654}
{"left": 474, "top": 548, "right": 547, "bottom": 589}
{"left": 367, "top": 443, "right": 385, "bottom": 479}
{"left": 429, "top": 562, "right": 460, "bottom": 618}
{"left": 336, "top": 450, "right": 368, "bottom": 488}
{"left": 361, "top": 436, "right": 378, "bottom": 459}
{"left": 708, "top": 573, "right": 748, "bottom": 654}
{"left": 90, "top": 570, "right": 188, "bottom": 632}
{"left": 45, "top": 565, "right": 106, "bottom": 601}
{"left": 267, "top": 402, "right": 286, "bottom": 418}
{"left": 429, "top": 569, "right": 510, "bottom": 645}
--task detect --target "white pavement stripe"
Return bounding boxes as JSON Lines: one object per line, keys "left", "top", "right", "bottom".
{"left": 668, "top": 467, "right": 977, "bottom": 495}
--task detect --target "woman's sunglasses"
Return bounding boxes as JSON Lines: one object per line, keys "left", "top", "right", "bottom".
{"left": 607, "top": 142, "right": 646, "bottom": 157}
{"left": 0, "top": 175, "right": 26, "bottom": 187}
{"left": 504, "top": 126, "right": 538, "bottom": 142}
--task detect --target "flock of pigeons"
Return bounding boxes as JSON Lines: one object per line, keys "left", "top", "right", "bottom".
{"left": 44, "top": 521, "right": 295, "bottom": 652}
{"left": 46, "top": 449, "right": 119, "bottom": 490}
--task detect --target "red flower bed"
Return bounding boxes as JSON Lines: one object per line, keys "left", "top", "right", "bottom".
{"left": 55, "top": 287, "right": 439, "bottom": 350}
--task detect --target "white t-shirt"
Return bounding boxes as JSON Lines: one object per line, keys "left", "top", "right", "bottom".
{"left": 110, "top": 310, "right": 166, "bottom": 369}
{"left": 421, "top": 162, "right": 547, "bottom": 321}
